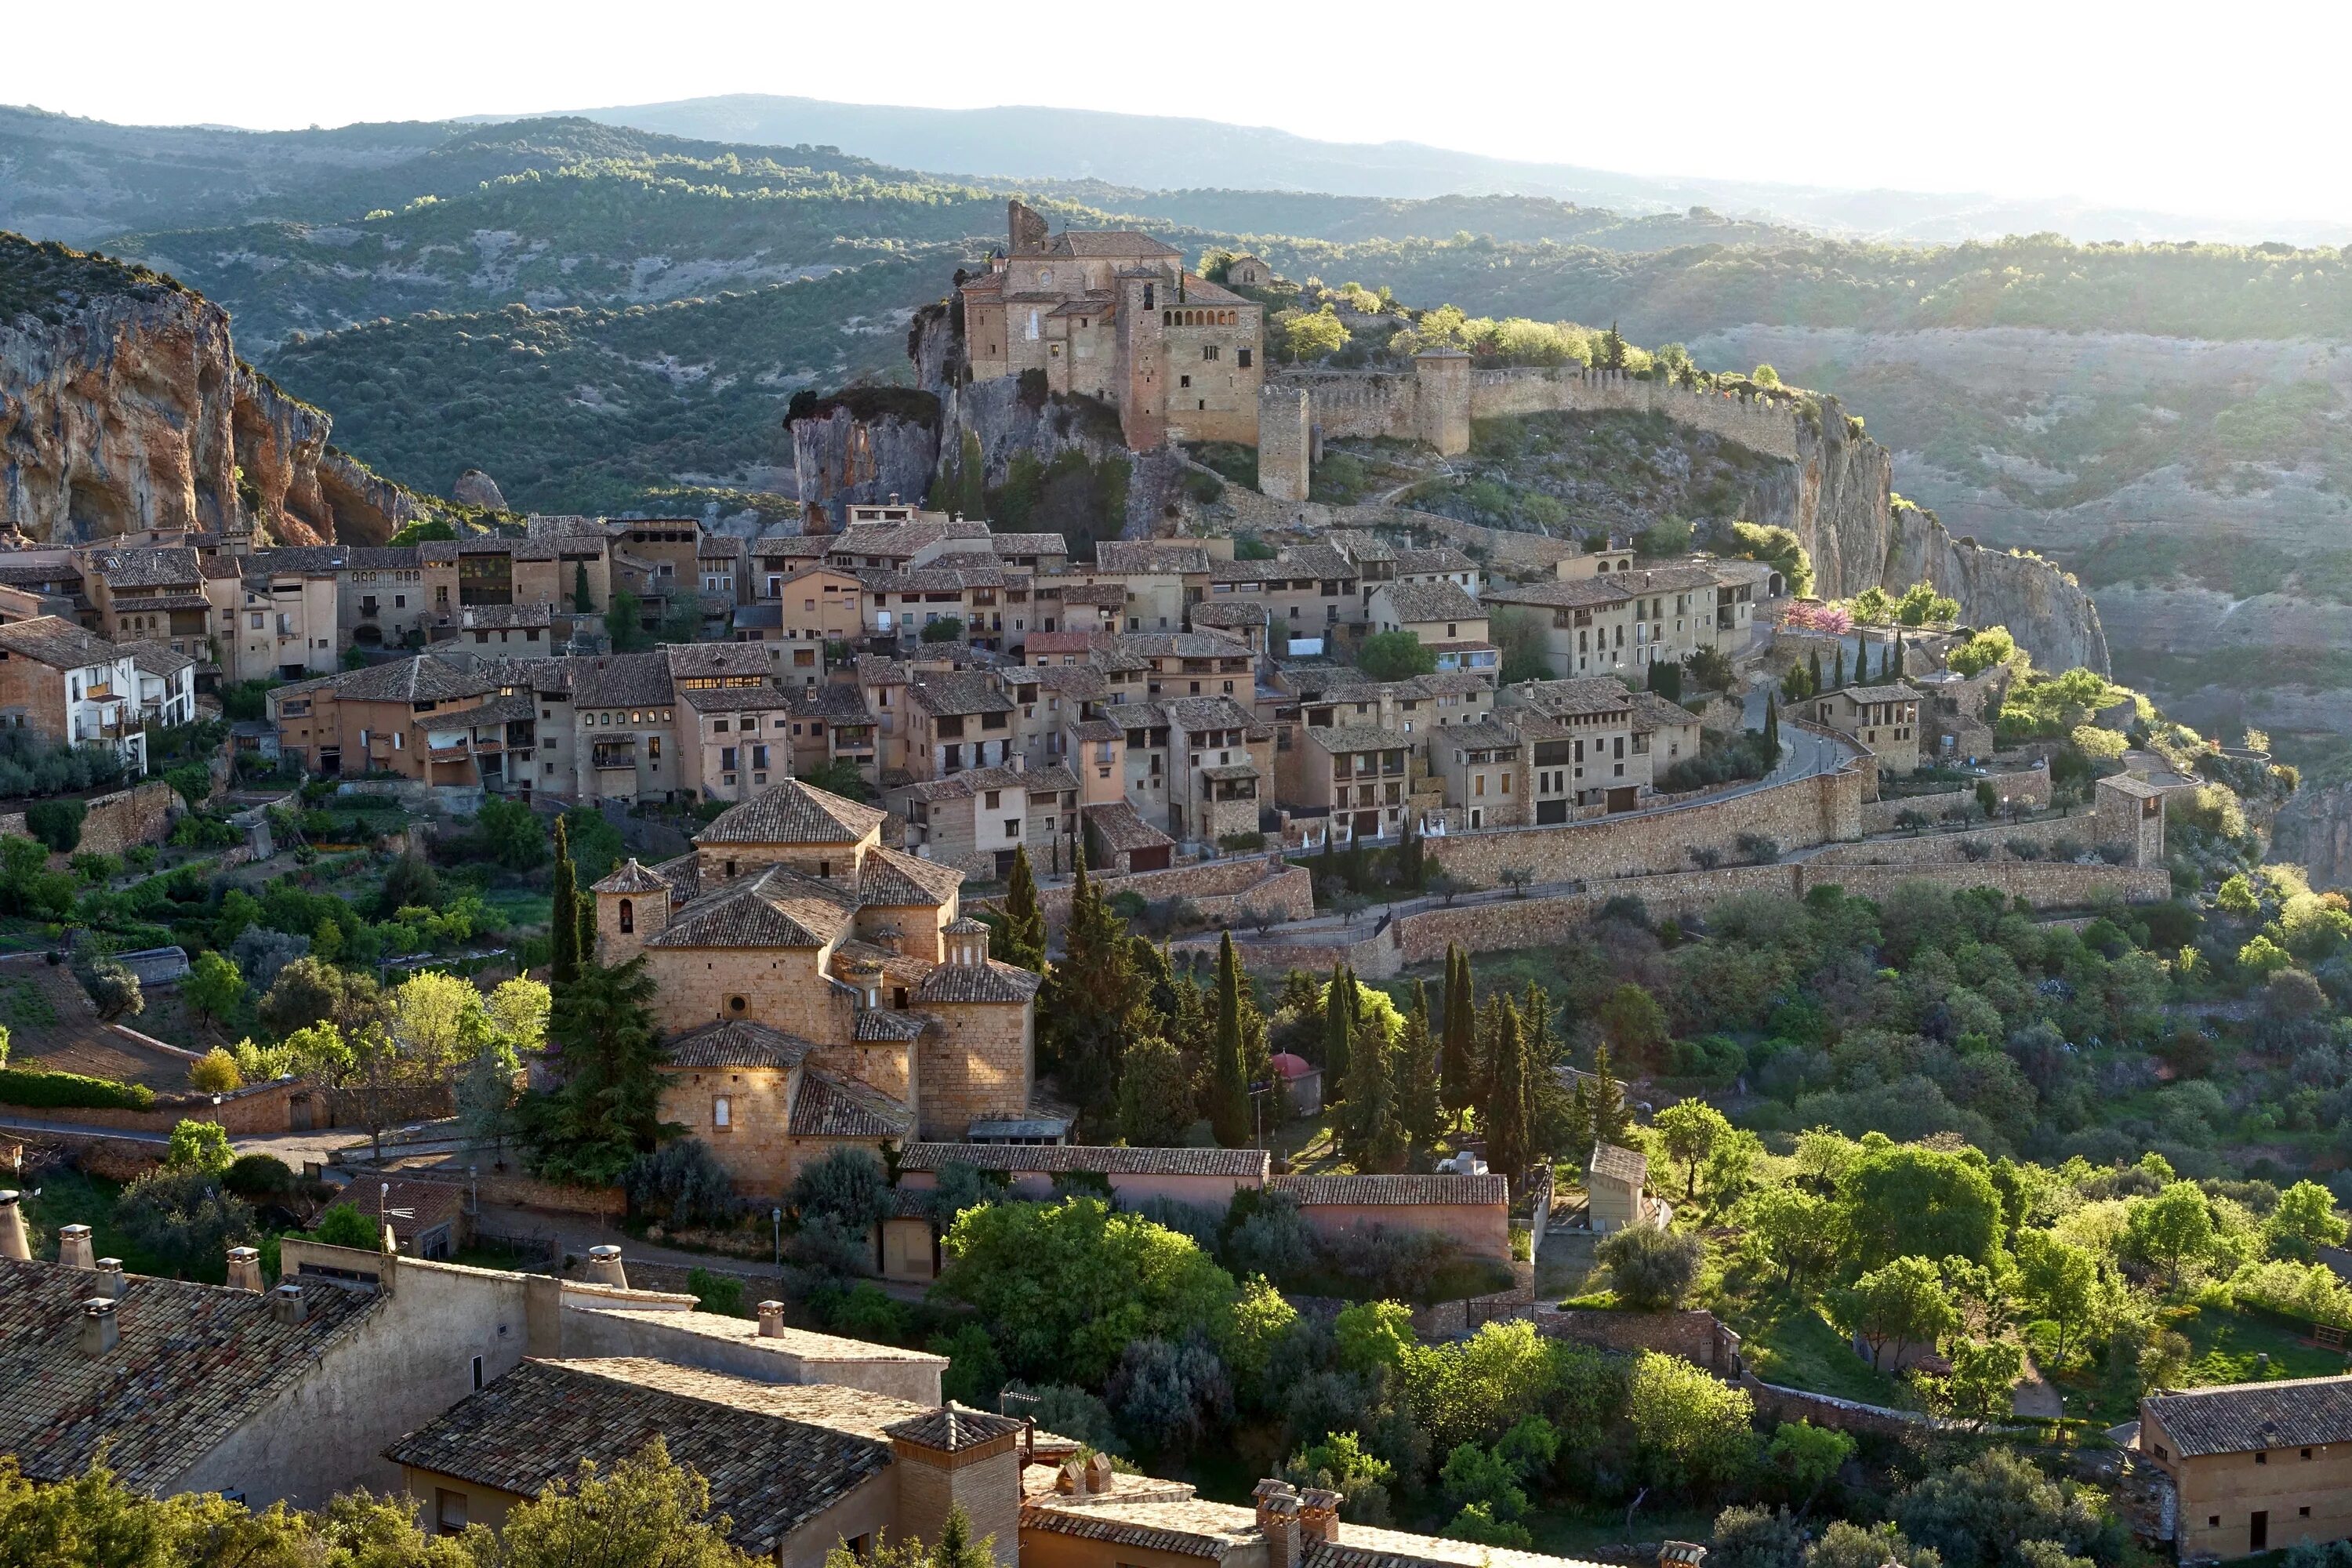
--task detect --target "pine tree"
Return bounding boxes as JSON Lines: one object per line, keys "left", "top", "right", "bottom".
{"left": 550, "top": 815, "right": 581, "bottom": 985}
{"left": 1399, "top": 978, "right": 1442, "bottom": 1156}
{"left": 1341, "top": 983, "right": 1396, "bottom": 1168}
{"left": 1210, "top": 932, "right": 1251, "bottom": 1147}
{"left": 1041, "top": 842, "right": 1146, "bottom": 1120}
{"left": 1323, "top": 964, "right": 1354, "bottom": 1102}
{"left": 1587, "top": 1045, "right": 1632, "bottom": 1148}
{"left": 935, "top": 1503, "right": 997, "bottom": 1568}
{"left": 1439, "top": 946, "right": 1476, "bottom": 1128}
{"left": 992, "top": 845, "right": 1048, "bottom": 973}
{"left": 1831, "top": 646, "right": 1846, "bottom": 688}
{"left": 1806, "top": 648, "right": 1823, "bottom": 698}
{"left": 1484, "top": 996, "right": 1530, "bottom": 1190}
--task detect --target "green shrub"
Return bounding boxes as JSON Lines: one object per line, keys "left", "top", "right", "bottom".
{"left": 0, "top": 1066, "right": 155, "bottom": 1110}
{"left": 163, "top": 762, "right": 212, "bottom": 807}
{"left": 24, "top": 798, "right": 84, "bottom": 854}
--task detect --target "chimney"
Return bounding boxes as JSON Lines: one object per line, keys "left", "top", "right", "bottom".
{"left": 1085, "top": 1451, "right": 1115, "bottom": 1494}
{"left": 226, "top": 1246, "right": 263, "bottom": 1293}
{"left": 93, "top": 1258, "right": 126, "bottom": 1299}
{"left": 583, "top": 1245, "right": 629, "bottom": 1288}
{"left": 0, "top": 1190, "right": 26, "bottom": 1261}
{"left": 1254, "top": 1481, "right": 1301, "bottom": 1568}
{"left": 78, "top": 1296, "right": 119, "bottom": 1356}
{"left": 757, "top": 1300, "right": 791, "bottom": 1337}
{"left": 1297, "top": 1488, "right": 1341, "bottom": 1547}
{"left": 268, "top": 1283, "right": 308, "bottom": 1326}
{"left": 57, "top": 1223, "right": 95, "bottom": 1269}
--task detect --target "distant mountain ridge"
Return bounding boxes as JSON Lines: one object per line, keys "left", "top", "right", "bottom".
{"left": 550, "top": 93, "right": 2352, "bottom": 247}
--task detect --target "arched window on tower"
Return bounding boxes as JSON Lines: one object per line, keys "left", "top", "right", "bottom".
{"left": 618, "top": 898, "right": 633, "bottom": 934}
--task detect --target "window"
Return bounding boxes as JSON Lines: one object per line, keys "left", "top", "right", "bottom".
{"left": 1203, "top": 345, "right": 1218, "bottom": 361}
{"left": 2258, "top": 1452, "right": 2269, "bottom": 1465}
{"left": 471, "top": 1354, "right": 485, "bottom": 1390}
{"left": 647, "top": 737, "right": 661, "bottom": 760}
{"left": 2303, "top": 1449, "right": 2315, "bottom": 1460}
{"left": 249, "top": 612, "right": 264, "bottom": 630}
{"left": 1237, "top": 347, "right": 1252, "bottom": 368}
{"left": 1179, "top": 374, "right": 1192, "bottom": 388}
{"left": 618, "top": 898, "right": 634, "bottom": 934}
{"left": 435, "top": 1490, "right": 468, "bottom": 1535}
{"left": 1004, "top": 818, "right": 1019, "bottom": 839}
{"left": 713, "top": 1095, "right": 731, "bottom": 1128}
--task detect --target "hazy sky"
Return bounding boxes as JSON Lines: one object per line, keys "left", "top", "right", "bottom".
{"left": 14, "top": 1, "right": 2348, "bottom": 223}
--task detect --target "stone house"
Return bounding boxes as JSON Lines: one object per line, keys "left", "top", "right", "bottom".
{"left": 1091, "top": 541, "right": 1218, "bottom": 633}
{"left": 1368, "top": 579, "right": 1489, "bottom": 652}
{"left": 429, "top": 602, "right": 561, "bottom": 659}
{"left": 1034, "top": 579, "right": 1124, "bottom": 636}
{"left": 1082, "top": 799, "right": 1175, "bottom": 873}
{"left": 1392, "top": 545, "right": 1482, "bottom": 595}
{"left": 1188, "top": 597, "right": 1270, "bottom": 657}
{"left": 391, "top": 1362, "right": 1025, "bottom": 1566}
{"left": 1205, "top": 541, "right": 1365, "bottom": 641}
{"left": 248, "top": 544, "right": 438, "bottom": 653}
{"left": 1301, "top": 724, "right": 1413, "bottom": 842}
{"left": 1157, "top": 696, "right": 1272, "bottom": 844}
{"left": 826, "top": 514, "right": 978, "bottom": 572}
{"left": 2139, "top": 1375, "right": 2352, "bottom": 1559}
{"left": 960, "top": 200, "right": 1263, "bottom": 449}
{"left": 738, "top": 564, "right": 866, "bottom": 651}
{"left": 593, "top": 779, "right": 1041, "bottom": 1154}
{"left": 1223, "top": 254, "right": 1271, "bottom": 288}
{"left": 1586, "top": 1142, "right": 1652, "bottom": 1233}
{"left": 1432, "top": 719, "right": 1526, "bottom": 830}
{"left": 120, "top": 640, "right": 198, "bottom": 728}
{"left": 1483, "top": 561, "right": 1722, "bottom": 681}
{"left": 680, "top": 682, "right": 797, "bottom": 801}
{"left": 904, "top": 670, "right": 1019, "bottom": 781}
{"left": 1269, "top": 1174, "right": 1512, "bottom": 1262}
{"left": 214, "top": 559, "right": 341, "bottom": 684}
{"left": 699, "top": 533, "right": 746, "bottom": 604}
{"left": 75, "top": 544, "right": 215, "bottom": 662}
{"left": 892, "top": 764, "right": 1044, "bottom": 879}
{"left": 0, "top": 615, "right": 147, "bottom": 771}
{"left": 1809, "top": 683, "right": 1925, "bottom": 773}
{"left": 566, "top": 652, "right": 681, "bottom": 804}
{"left": 1500, "top": 678, "right": 1698, "bottom": 814}
{"left": 785, "top": 681, "right": 881, "bottom": 785}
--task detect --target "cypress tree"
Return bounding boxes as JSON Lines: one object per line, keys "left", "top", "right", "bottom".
{"left": 574, "top": 561, "right": 593, "bottom": 614}
{"left": 1831, "top": 646, "right": 1846, "bottom": 689}
{"left": 1341, "top": 985, "right": 1396, "bottom": 1168}
{"left": 578, "top": 897, "right": 596, "bottom": 963}
{"left": 1042, "top": 841, "right": 1146, "bottom": 1120}
{"left": 1762, "top": 695, "right": 1780, "bottom": 756}
{"left": 1209, "top": 932, "right": 1251, "bottom": 1147}
{"left": 550, "top": 815, "right": 581, "bottom": 985}
{"left": 1890, "top": 633, "right": 1905, "bottom": 679}
{"left": 1399, "top": 978, "right": 1441, "bottom": 1156}
{"left": 1806, "top": 648, "right": 1823, "bottom": 698}
{"left": 1484, "top": 996, "right": 1530, "bottom": 1190}
{"left": 1565, "top": 1076, "right": 1595, "bottom": 1160}
{"left": 1323, "top": 963, "right": 1354, "bottom": 1102}
{"left": 1439, "top": 946, "right": 1476, "bottom": 1127}
{"left": 1587, "top": 1045, "right": 1632, "bottom": 1148}
{"left": 993, "top": 844, "right": 1048, "bottom": 973}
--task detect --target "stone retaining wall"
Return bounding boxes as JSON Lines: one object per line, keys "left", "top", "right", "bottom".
{"left": 1412, "top": 1283, "right": 1538, "bottom": 1338}
{"left": 1740, "top": 1373, "right": 1948, "bottom": 1436}
{"left": 1860, "top": 768, "right": 2051, "bottom": 834}
{"left": 0, "top": 779, "right": 182, "bottom": 858}
{"left": 1807, "top": 811, "right": 2095, "bottom": 867}
{"left": 1530, "top": 1306, "right": 1743, "bottom": 1373}
{"left": 987, "top": 855, "right": 1316, "bottom": 933}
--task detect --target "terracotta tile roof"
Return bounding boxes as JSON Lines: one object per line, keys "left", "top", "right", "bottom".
{"left": 791, "top": 684, "right": 873, "bottom": 724}
{"left": 448, "top": 602, "right": 554, "bottom": 630}
{"left": 1312, "top": 1524, "right": 1610, "bottom": 1568}
{"left": 988, "top": 533, "right": 1068, "bottom": 557}
{"left": 1162, "top": 696, "right": 1261, "bottom": 734}
{"left": 1046, "top": 581, "right": 1127, "bottom": 606}
{"left": 120, "top": 639, "right": 194, "bottom": 679}
{"left": 0, "top": 1255, "right": 380, "bottom": 1488}
{"left": 1308, "top": 724, "right": 1412, "bottom": 753}
{"left": 698, "top": 780, "right": 888, "bottom": 845}
{"left": 338, "top": 1177, "right": 464, "bottom": 1250}
{"left": 568, "top": 1312, "right": 944, "bottom": 1380}
{"left": 906, "top": 672, "right": 1014, "bottom": 717}
{"left": 1628, "top": 692, "right": 1701, "bottom": 731}
{"left": 1051, "top": 230, "right": 1181, "bottom": 260}
{"left": 895, "top": 763, "right": 1032, "bottom": 804}
{"left": 1443, "top": 720, "right": 1523, "bottom": 753}
{"left": 1836, "top": 683, "right": 1925, "bottom": 705}
{"left": 681, "top": 684, "right": 789, "bottom": 714}
{"left": 1025, "top": 764, "right": 1080, "bottom": 793}
{"left": 650, "top": 865, "right": 859, "bottom": 949}
{"left": 1393, "top": 547, "right": 1476, "bottom": 576}
{"left": 1377, "top": 581, "right": 1483, "bottom": 624}
{"left": 2143, "top": 1376, "right": 2352, "bottom": 1458}
{"left": 1507, "top": 677, "right": 1635, "bottom": 718}
{"left": 1115, "top": 631, "right": 1250, "bottom": 659}
{"left": 1036, "top": 666, "right": 1109, "bottom": 699}
{"left": 1082, "top": 800, "right": 1174, "bottom": 855}
{"left": 854, "top": 1008, "right": 930, "bottom": 1043}
{"left": 1588, "top": 1142, "right": 1647, "bottom": 1185}
{"left": 662, "top": 1018, "right": 818, "bottom": 1069}
{"left": 1403, "top": 671, "right": 1494, "bottom": 699}
{"left": 1097, "top": 543, "right": 1211, "bottom": 575}
{"left": 1190, "top": 600, "right": 1269, "bottom": 628}
{"left": 901, "top": 1143, "right": 1269, "bottom": 1178}
{"left": 858, "top": 846, "right": 964, "bottom": 907}
{"left": 381, "top": 1358, "right": 891, "bottom": 1558}
{"left": 85, "top": 547, "right": 201, "bottom": 588}
{"left": 884, "top": 1403, "right": 1026, "bottom": 1450}
{"left": 647, "top": 851, "right": 702, "bottom": 902}
{"left": 1021, "top": 1497, "right": 1258, "bottom": 1559}
{"left": 1073, "top": 717, "right": 1123, "bottom": 743}
{"left": 1269, "top": 1174, "right": 1509, "bottom": 1206}
{"left": 789, "top": 1069, "right": 913, "bottom": 1138}
{"left": 0, "top": 616, "right": 119, "bottom": 671}
{"left": 912, "top": 957, "right": 1042, "bottom": 1005}
{"left": 669, "top": 644, "right": 775, "bottom": 681}
{"left": 568, "top": 652, "right": 676, "bottom": 709}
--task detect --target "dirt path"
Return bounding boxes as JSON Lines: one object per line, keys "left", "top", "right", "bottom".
{"left": 2012, "top": 1354, "right": 2065, "bottom": 1419}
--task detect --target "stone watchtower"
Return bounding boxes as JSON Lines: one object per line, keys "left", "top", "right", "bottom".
{"left": 1115, "top": 268, "right": 1171, "bottom": 451}
{"left": 1257, "top": 387, "right": 1312, "bottom": 503}
{"left": 2093, "top": 774, "right": 2167, "bottom": 868}
{"left": 1413, "top": 349, "right": 1472, "bottom": 456}
{"left": 883, "top": 1405, "right": 1028, "bottom": 1568}
{"left": 591, "top": 858, "right": 672, "bottom": 966}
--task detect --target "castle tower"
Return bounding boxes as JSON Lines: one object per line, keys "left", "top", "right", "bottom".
{"left": 1115, "top": 269, "right": 1169, "bottom": 451}
{"left": 591, "top": 858, "right": 671, "bottom": 966}
{"left": 1258, "top": 387, "right": 1312, "bottom": 503}
{"left": 1414, "top": 349, "right": 1472, "bottom": 456}
{"left": 1007, "top": 200, "right": 1049, "bottom": 256}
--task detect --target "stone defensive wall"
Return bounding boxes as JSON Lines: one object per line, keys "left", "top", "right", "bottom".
{"left": 1264, "top": 364, "right": 1806, "bottom": 463}
{"left": 1806, "top": 810, "right": 2096, "bottom": 867}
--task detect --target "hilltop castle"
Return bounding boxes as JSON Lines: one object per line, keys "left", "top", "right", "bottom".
{"left": 957, "top": 200, "right": 1263, "bottom": 450}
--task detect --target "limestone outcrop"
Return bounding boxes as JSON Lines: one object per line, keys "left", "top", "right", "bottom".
{"left": 1, "top": 247, "right": 418, "bottom": 545}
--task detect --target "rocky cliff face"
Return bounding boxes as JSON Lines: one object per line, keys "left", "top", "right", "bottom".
{"left": 1, "top": 246, "right": 417, "bottom": 545}
{"left": 2271, "top": 782, "right": 2352, "bottom": 891}
{"left": 1755, "top": 394, "right": 2109, "bottom": 674}
{"left": 789, "top": 402, "right": 941, "bottom": 529}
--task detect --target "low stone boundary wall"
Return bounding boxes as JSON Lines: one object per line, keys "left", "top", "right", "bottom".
{"left": 1530, "top": 1306, "right": 1744, "bottom": 1374}
{"left": 416, "top": 1168, "right": 625, "bottom": 1218}
{"left": 987, "top": 855, "right": 1316, "bottom": 933}
{"left": 1740, "top": 1372, "right": 1951, "bottom": 1436}
{"left": 1809, "top": 811, "right": 2094, "bottom": 867}
{"left": 2, "top": 1124, "right": 165, "bottom": 1180}
{"left": 1413, "top": 1283, "right": 1538, "bottom": 1338}
{"left": 0, "top": 1076, "right": 305, "bottom": 1136}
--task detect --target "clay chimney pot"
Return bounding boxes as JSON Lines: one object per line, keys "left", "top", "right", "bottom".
{"left": 93, "top": 1258, "right": 126, "bottom": 1299}
{"left": 57, "top": 1223, "right": 95, "bottom": 1269}
{"left": 0, "top": 1190, "right": 27, "bottom": 1262}
{"left": 78, "top": 1296, "right": 119, "bottom": 1357}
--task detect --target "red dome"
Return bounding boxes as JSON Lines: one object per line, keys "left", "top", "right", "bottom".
{"left": 1268, "top": 1052, "right": 1316, "bottom": 1079}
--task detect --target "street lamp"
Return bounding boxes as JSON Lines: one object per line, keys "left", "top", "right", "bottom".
{"left": 772, "top": 1206, "right": 783, "bottom": 1270}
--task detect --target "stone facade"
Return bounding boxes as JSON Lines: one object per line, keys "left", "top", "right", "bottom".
{"left": 1258, "top": 387, "right": 1311, "bottom": 502}
{"left": 1533, "top": 1307, "right": 1743, "bottom": 1374}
